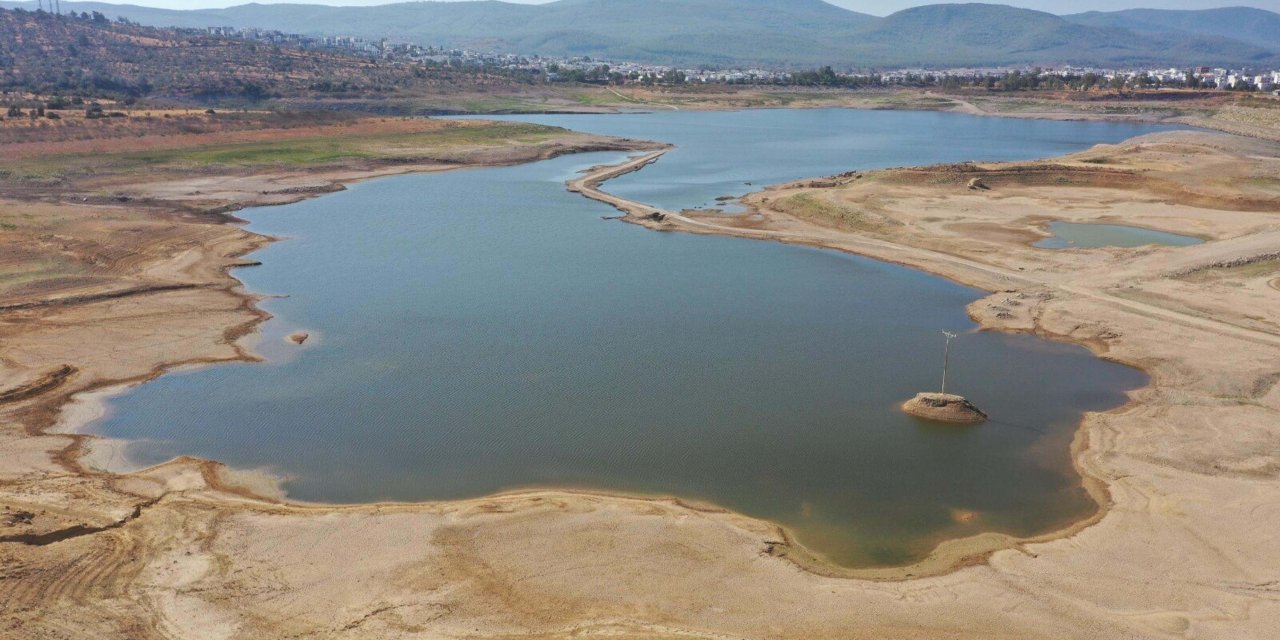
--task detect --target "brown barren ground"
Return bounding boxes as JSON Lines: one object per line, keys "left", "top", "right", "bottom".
{"left": 2, "top": 108, "right": 1280, "bottom": 638}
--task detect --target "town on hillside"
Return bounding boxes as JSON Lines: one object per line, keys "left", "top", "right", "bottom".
{"left": 158, "top": 20, "right": 1280, "bottom": 95}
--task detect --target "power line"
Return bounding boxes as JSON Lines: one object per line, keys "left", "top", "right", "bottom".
{"left": 940, "top": 330, "right": 957, "bottom": 396}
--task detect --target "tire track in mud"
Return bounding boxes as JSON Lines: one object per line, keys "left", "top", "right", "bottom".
{"left": 2, "top": 531, "right": 138, "bottom": 620}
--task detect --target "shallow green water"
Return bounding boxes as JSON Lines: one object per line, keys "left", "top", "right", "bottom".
{"left": 1037, "top": 222, "right": 1204, "bottom": 249}
{"left": 89, "top": 110, "right": 1167, "bottom": 567}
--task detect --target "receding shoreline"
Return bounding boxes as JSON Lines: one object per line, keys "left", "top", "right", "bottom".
{"left": 3, "top": 110, "right": 1280, "bottom": 638}
{"left": 562, "top": 128, "right": 1280, "bottom": 582}
{"left": 42, "top": 142, "right": 1093, "bottom": 580}
{"left": 39, "top": 131, "right": 1164, "bottom": 580}
{"left": 31, "top": 132, "right": 672, "bottom": 492}
{"left": 562, "top": 150, "right": 1145, "bottom": 579}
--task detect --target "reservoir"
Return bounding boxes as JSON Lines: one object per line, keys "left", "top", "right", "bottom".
{"left": 88, "top": 110, "right": 1165, "bottom": 567}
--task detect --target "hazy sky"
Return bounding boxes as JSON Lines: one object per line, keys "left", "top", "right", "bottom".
{"left": 63, "top": 0, "right": 1280, "bottom": 15}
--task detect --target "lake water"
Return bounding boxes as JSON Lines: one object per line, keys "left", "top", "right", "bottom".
{"left": 89, "top": 110, "right": 1166, "bottom": 567}
{"left": 1037, "top": 221, "right": 1204, "bottom": 249}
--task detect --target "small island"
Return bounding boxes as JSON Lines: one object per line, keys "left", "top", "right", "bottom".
{"left": 903, "top": 331, "right": 987, "bottom": 424}
{"left": 902, "top": 392, "right": 988, "bottom": 424}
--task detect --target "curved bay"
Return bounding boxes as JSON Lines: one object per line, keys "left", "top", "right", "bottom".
{"left": 91, "top": 110, "right": 1166, "bottom": 566}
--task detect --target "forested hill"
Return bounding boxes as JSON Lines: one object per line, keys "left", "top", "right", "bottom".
{"left": 841, "top": 4, "right": 1278, "bottom": 68}
{"left": 0, "top": 8, "right": 523, "bottom": 102}
{"left": 0, "top": 0, "right": 878, "bottom": 67}
{"left": 1063, "top": 7, "right": 1280, "bottom": 51}
{"left": 1, "top": 1, "right": 1277, "bottom": 69}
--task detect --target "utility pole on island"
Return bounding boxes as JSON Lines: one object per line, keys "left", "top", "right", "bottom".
{"left": 902, "top": 329, "right": 987, "bottom": 424}
{"left": 940, "top": 330, "right": 957, "bottom": 396}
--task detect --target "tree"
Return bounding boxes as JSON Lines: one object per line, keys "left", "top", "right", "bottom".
{"left": 239, "top": 80, "right": 267, "bottom": 100}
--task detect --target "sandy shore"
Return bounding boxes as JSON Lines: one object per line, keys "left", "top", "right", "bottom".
{"left": 3, "top": 120, "right": 1280, "bottom": 637}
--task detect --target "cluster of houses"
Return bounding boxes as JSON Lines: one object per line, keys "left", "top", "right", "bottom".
{"left": 882, "top": 65, "right": 1280, "bottom": 93}
{"left": 199, "top": 26, "right": 794, "bottom": 83}
{"left": 204, "top": 27, "right": 396, "bottom": 57}
{"left": 195, "top": 26, "right": 1280, "bottom": 94}
{"left": 1110, "top": 66, "right": 1280, "bottom": 92}
{"left": 1191, "top": 68, "right": 1280, "bottom": 92}
{"left": 588, "top": 62, "right": 789, "bottom": 84}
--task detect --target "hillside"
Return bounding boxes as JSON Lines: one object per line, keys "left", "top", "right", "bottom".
{"left": 1064, "top": 7, "right": 1280, "bottom": 51}
{"left": 846, "top": 4, "right": 1279, "bottom": 68}
{"left": 1, "top": 0, "right": 878, "bottom": 67}
{"left": 0, "top": 8, "right": 523, "bottom": 103}
{"left": 1, "top": 1, "right": 1277, "bottom": 69}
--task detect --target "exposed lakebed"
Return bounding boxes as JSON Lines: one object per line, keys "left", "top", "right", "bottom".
{"left": 88, "top": 110, "right": 1172, "bottom": 566}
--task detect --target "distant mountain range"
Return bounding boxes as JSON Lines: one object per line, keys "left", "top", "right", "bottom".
{"left": 1062, "top": 7, "right": 1280, "bottom": 51}
{"left": 3, "top": 1, "right": 1277, "bottom": 69}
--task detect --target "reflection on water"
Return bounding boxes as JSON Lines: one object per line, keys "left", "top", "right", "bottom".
{"left": 91, "top": 110, "right": 1165, "bottom": 566}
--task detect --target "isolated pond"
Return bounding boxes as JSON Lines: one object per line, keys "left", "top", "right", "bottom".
{"left": 1036, "top": 221, "right": 1204, "bottom": 249}
{"left": 90, "top": 110, "right": 1168, "bottom": 567}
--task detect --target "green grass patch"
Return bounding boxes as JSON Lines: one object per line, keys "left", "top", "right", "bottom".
{"left": 5, "top": 122, "right": 567, "bottom": 176}
{"left": 1246, "top": 177, "right": 1280, "bottom": 193}
{"left": 453, "top": 97, "right": 550, "bottom": 113}
{"left": 165, "top": 140, "right": 364, "bottom": 167}
{"left": 572, "top": 92, "right": 632, "bottom": 106}
{"left": 1175, "top": 258, "right": 1280, "bottom": 283}
{"left": 0, "top": 258, "right": 85, "bottom": 295}
{"left": 777, "top": 192, "right": 886, "bottom": 232}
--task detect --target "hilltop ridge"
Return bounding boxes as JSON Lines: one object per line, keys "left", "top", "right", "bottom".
{"left": 1064, "top": 7, "right": 1280, "bottom": 50}
{"left": 1, "top": 0, "right": 1275, "bottom": 68}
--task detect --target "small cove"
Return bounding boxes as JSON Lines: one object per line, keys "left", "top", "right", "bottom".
{"left": 86, "top": 110, "right": 1171, "bottom": 567}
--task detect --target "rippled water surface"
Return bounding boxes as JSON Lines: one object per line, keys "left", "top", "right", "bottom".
{"left": 91, "top": 110, "right": 1168, "bottom": 566}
